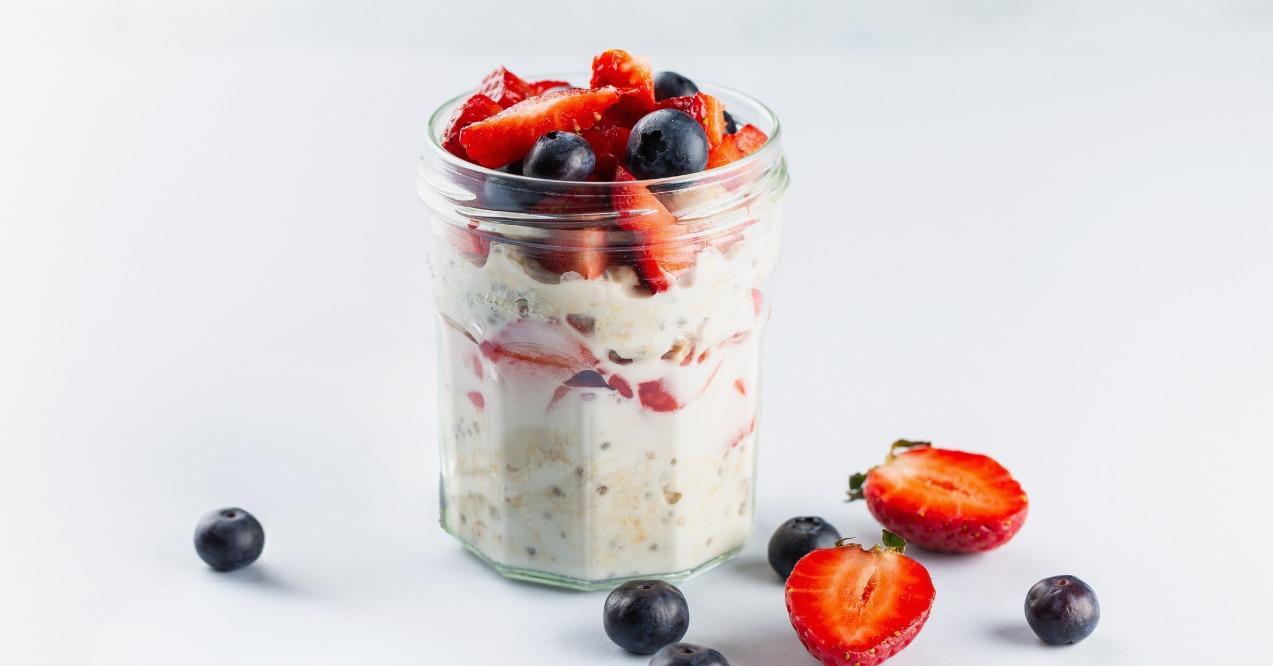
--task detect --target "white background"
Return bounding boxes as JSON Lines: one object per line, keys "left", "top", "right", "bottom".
{"left": 3, "top": 1, "right": 1272, "bottom": 664}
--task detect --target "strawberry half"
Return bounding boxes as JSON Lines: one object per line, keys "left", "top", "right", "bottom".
{"left": 612, "top": 166, "right": 697, "bottom": 293}
{"left": 477, "top": 66, "right": 534, "bottom": 108}
{"left": 441, "top": 93, "right": 503, "bottom": 160}
{"left": 459, "top": 87, "right": 622, "bottom": 168}
{"left": 706, "top": 123, "right": 768, "bottom": 169}
{"left": 590, "top": 49, "right": 656, "bottom": 120}
{"left": 848, "top": 440, "right": 1029, "bottom": 553}
{"left": 785, "top": 533, "right": 935, "bottom": 666}
{"left": 658, "top": 92, "right": 726, "bottom": 148}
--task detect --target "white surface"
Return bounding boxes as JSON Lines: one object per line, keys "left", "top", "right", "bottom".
{"left": 3, "top": 2, "right": 1272, "bottom": 664}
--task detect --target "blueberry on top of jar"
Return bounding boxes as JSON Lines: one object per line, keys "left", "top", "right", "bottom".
{"left": 626, "top": 109, "right": 709, "bottom": 179}
{"left": 523, "top": 131, "right": 596, "bottom": 181}
{"left": 653, "top": 71, "right": 699, "bottom": 100}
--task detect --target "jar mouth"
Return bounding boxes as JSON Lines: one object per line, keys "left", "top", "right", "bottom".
{"left": 421, "top": 72, "right": 784, "bottom": 189}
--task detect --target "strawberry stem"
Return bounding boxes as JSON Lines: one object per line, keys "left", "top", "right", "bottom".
{"left": 846, "top": 472, "right": 868, "bottom": 502}
{"left": 886, "top": 439, "right": 931, "bottom": 462}
{"left": 881, "top": 529, "right": 907, "bottom": 553}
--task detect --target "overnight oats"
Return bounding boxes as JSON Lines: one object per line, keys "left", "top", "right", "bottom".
{"left": 418, "top": 49, "right": 788, "bottom": 589}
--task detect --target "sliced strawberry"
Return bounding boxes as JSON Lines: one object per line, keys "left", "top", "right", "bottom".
{"left": 479, "top": 319, "right": 599, "bottom": 379}
{"left": 441, "top": 93, "right": 503, "bottom": 160}
{"left": 849, "top": 440, "right": 1029, "bottom": 553}
{"left": 607, "top": 373, "right": 633, "bottom": 399}
{"left": 658, "top": 92, "right": 726, "bottom": 148}
{"left": 706, "top": 123, "right": 768, "bottom": 169}
{"left": 443, "top": 223, "right": 491, "bottom": 267}
{"left": 637, "top": 379, "right": 681, "bottom": 412}
{"left": 459, "top": 87, "right": 622, "bottom": 168}
{"left": 580, "top": 125, "right": 631, "bottom": 177}
{"left": 612, "top": 165, "right": 696, "bottom": 293}
{"left": 477, "top": 66, "right": 534, "bottom": 108}
{"left": 529, "top": 79, "right": 571, "bottom": 96}
{"left": 590, "top": 49, "right": 656, "bottom": 119}
{"left": 534, "top": 226, "right": 609, "bottom": 279}
{"left": 786, "top": 536, "right": 935, "bottom": 666}
{"left": 466, "top": 391, "right": 485, "bottom": 409}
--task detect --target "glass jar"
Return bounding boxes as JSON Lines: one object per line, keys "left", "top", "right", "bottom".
{"left": 418, "top": 79, "right": 788, "bottom": 590}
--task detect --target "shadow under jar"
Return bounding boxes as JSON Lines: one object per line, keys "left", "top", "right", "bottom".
{"left": 418, "top": 78, "right": 789, "bottom": 590}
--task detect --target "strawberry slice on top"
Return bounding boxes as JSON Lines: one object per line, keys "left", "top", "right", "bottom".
{"left": 590, "top": 49, "right": 656, "bottom": 120}
{"left": 706, "top": 123, "right": 769, "bottom": 169}
{"left": 459, "top": 86, "right": 622, "bottom": 168}
{"left": 441, "top": 93, "right": 503, "bottom": 160}
{"left": 613, "top": 165, "right": 697, "bottom": 293}
{"left": 786, "top": 532, "right": 935, "bottom": 666}
{"left": 658, "top": 92, "right": 727, "bottom": 148}
{"left": 477, "top": 66, "right": 535, "bottom": 108}
{"left": 848, "top": 440, "right": 1029, "bottom": 553}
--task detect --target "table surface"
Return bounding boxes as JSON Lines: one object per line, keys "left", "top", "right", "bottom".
{"left": 3, "top": 2, "right": 1272, "bottom": 664}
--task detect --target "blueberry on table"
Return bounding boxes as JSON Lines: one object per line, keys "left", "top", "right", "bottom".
{"left": 523, "top": 131, "right": 596, "bottom": 181}
{"left": 649, "top": 642, "right": 730, "bottom": 666}
{"left": 603, "top": 580, "right": 690, "bottom": 654}
{"left": 722, "top": 110, "right": 738, "bottom": 135}
{"left": 194, "top": 507, "right": 264, "bottom": 572}
{"left": 653, "top": 71, "right": 699, "bottom": 100}
{"left": 767, "top": 516, "right": 841, "bottom": 579}
{"left": 626, "top": 109, "right": 709, "bottom": 179}
{"left": 1025, "top": 575, "right": 1100, "bottom": 645}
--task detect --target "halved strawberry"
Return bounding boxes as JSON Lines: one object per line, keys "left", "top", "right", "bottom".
{"left": 658, "top": 92, "right": 726, "bottom": 148}
{"left": 580, "top": 125, "right": 631, "bottom": 177}
{"left": 478, "top": 319, "right": 599, "bottom": 379}
{"left": 590, "top": 49, "right": 656, "bottom": 119}
{"left": 786, "top": 533, "right": 935, "bottom": 666}
{"left": 533, "top": 227, "right": 608, "bottom": 279}
{"left": 613, "top": 165, "right": 697, "bottom": 293}
{"left": 706, "top": 123, "right": 768, "bottom": 169}
{"left": 637, "top": 379, "right": 681, "bottom": 412}
{"left": 477, "top": 66, "right": 534, "bottom": 108}
{"left": 441, "top": 93, "right": 503, "bottom": 160}
{"left": 848, "top": 440, "right": 1029, "bottom": 553}
{"left": 459, "top": 87, "right": 622, "bottom": 168}
{"left": 529, "top": 79, "right": 571, "bottom": 96}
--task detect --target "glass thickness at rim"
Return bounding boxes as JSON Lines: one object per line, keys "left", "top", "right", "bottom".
{"left": 422, "top": 73, "right": 783, "bottom": 189}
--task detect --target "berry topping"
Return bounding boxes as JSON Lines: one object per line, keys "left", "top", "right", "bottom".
{"left": 653, "top": 71, "right": 699, "bottom": 100}
{"left": 580, "top": 125, "right": 631, "bottom": 178}
{"left": 848, "top": 440, "right": 1029, "bottom": 553}
{"left": 477, "top": 66, "right": 534, "bottom": 108}
{"left": 591, "top": 49, "right": 657, "bottom": 118}
{"left": 523, "top": 131, "right": 597, "bottom": 181}
{"left": 459, "top": 86, "right": 622, "bottom": 168}
{"left": 626, "top": 109, "right": 710, "bottom": 179}
{"left": 441, "top": 93, "right": 503, "bottom": 160}
{"left": 722, "top": 110, "right": 739, "bottom": 135}
{"left": 649, "top": 643, "right": 730, "bottom": 666}
{"left": 603, "top": 580, "right": 690, "bottom": 655}
{"left": 529, "top": 79, "right": 572, "bottom": 96}
{"left": 785, "top": 533, "right": 934, "bottom": 666}
{"left": 1025, "top": 575, "right": 1100, "bottom": 645}
{"left": 706, "top": 123, "right": 768, "bottom": 169}
{"left": 658, "top": 92, "right": 726, "bottom": 148}
{"left": 613, "top": 165, "right": 697, "bottom": 292}
{"left": 767, "top": 516, "right": 842, "bottom": 580}
{"left": 194, "top": 507, "right": 265, "bottom": 572}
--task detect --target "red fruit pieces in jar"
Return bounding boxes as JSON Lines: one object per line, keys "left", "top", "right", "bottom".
{"left": 529, "top": 79, "right": 571, "bottom": 96}
{"left": 658, "top": 92, "right": 726, "bottom": 148}
{"left": 786, "top": 542, "right": 935, "bottom": 666}
{"left": 443, "top": 223, "right": 491, "bottom": 267}
{"left": 607, "top": 374, "right": 634, "bottom": 399}
{"left": 459, "top": 87, "right": 623, "bottom": 168}
{"left": 580, "top": 125, "right": 631, "bottom": 177}
{"left": 478, "top": 319, "right": 599, "bottom": 378}
{"left": 637, "top": 379, "right": 681, "bottom": 412}
{"left": 466, "top": 391, "right": 485, "bottom": 409}
{"left": 853, "top": 441, "right": 1029, "bottom": 553}
{"left": 590, "top": 49, "right": 656, "bottom": 118}
{"left": 441, "top": 93, "right": 503, "bottom": 160}
{"left": 706, "top": 123, "right": 769, "bottom": 169}
{"left": 533, "top": 226, "right": 609, "bottom": 279}
{"left": 612, "top": 165, "right": 696, "bottom": 293}
{"left": 477, "top": 66, "right": 534, "bottom": 108}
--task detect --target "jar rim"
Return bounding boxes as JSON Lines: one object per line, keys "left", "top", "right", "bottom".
{"left": 421, "top": 72, "right": 784, "bottom": 189}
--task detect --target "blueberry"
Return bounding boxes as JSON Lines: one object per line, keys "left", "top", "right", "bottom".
{"left": 722, "top": 110, "right": 739, "bottom": 135}
{"left": 653, "top": 71, "right": 699, "bottom": 100}
{"left": 626, "top": 109, "right": 709, "bottom": 179}
{"left": 603, "top": 580, "right": 690, "bottom": 654}
{"left": 1025, "top": 575, "right": 1101, "bottom": 645}
{"left": 767, "top": 516, "right": 841, "bottom": 579}
{"left": 649, "top": 643, "right": 730, "bottom": 666}
{"left": 194, "top": 507, "right": 264, "bottom": 572}
{"left": 523, "top": 131, "right": 596, "bottom": 181}
{"left": 480, "top": 163, "right": 542, "bottom": 211}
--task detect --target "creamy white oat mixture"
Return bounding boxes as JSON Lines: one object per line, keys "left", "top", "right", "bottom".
{"left": 429, "top": 213, "right": 780, "bottom": 584}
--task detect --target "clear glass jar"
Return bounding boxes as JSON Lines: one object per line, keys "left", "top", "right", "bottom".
{"left": 418, "top": 79, "right": 788, "bottom": 590}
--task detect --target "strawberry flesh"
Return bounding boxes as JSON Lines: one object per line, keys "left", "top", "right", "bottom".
{"left": 441, "top": 93, "right": 503, "bottom": 160}
{"left": 706, "top": 123, "right": 768, "bottom": 169}
{"left": 580, "top": 125, "right": 631, "bottom": 177}
{"left": 658, "top": 92, "right": 726, "bottom": 148}
{"left": 529, "top": 79, "right": 571, "bottom": 96}
{"left": 479, "top": 319, "right": 599, "bottom": 380}
{"left": 612, "top": 165, "right": 696, "bottom": 293}
{"left": 864, "top": 446, "right": 1029, "bottom": 553}
{"left": 785, "top": 544, "right": 935, "bottom": 666}
{"left": 459, "top": 87, "right": 622, "bottom": 168}
{"left": 590, "top": 49, "right": 656, "bottom": 119}
{"left": 477, "top": 66, "right": 534, "bottom": 108}
{"left": 637, "top": 379, "right": 681, "bottom": 412}
{"left": 533, "top": 226, "right": 608, "bottom": 279}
